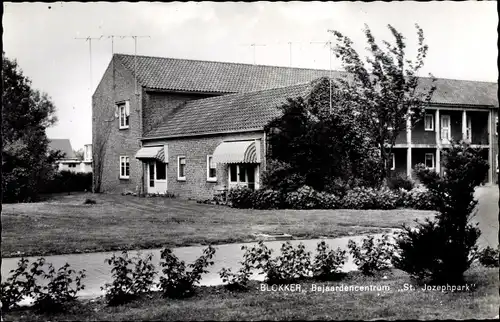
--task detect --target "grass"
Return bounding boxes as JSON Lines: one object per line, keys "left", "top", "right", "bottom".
{"left": 1, "top": 192, "right": 436, "bottom": 258}
{"left": 4, "top": 266, "right": 498, "bottom": 321}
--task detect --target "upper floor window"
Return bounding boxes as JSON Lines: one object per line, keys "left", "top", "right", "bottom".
{"left": 424, "top": 114, "right": 434, "bottom": 131}
{"left": 118, "top": 101, "right": 130, "bottom": 129}
{"left": 207, "top": 155, "right": 217, "bottom": 182}
{"left": 120, "top": 156, "right": 130, "bottom": 179}
{"left": 178, "top": 156, "right": 186, "bottom": 181}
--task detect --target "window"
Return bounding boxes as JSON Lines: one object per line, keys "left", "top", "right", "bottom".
{"left": 496, "top": 154, "right": 498, "bottom": 173}
{"left": 177, "top": 156, "right": 186, "bottom": 181}
{"left": 424, "top": 114, "right": 434, "bottom": 131}
{"left": 229, "top": 164, "right": 256, "bottom": 190}
{"left": 230, "top": 165, "right": 237, "bottom": 182}
{"left": 390, "top": 153, "right": 395, "bottom": 171}
{"left": 496, "top": 117, "right": 498, "bottom": 136}
{"left": 425, "top": 153, "right": 435, "bottom": 169}
{"left": 120, "top": 156, "right": 130, "bottom": 179}
{"left": 206, "top": 155, "right": 217, "bottom": 182}
{"left": 156, "top": 161, "right": 166, "bottom": 180}
{"left": 466, "top": 116, "right": 472, "bottom": 141}
{"left": 68, "top": 164, "right": 76, "bottom": 168}
{"left": 118, "top": 101, "right": 130, "bottom": 129}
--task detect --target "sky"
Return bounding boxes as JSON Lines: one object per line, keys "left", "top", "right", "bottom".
{"left": 3, "top": 1, "right": 498, "bottom": 150}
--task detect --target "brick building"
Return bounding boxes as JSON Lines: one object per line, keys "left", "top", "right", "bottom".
{"left": 92, "top": 54, "right": 498, "bottom": 199}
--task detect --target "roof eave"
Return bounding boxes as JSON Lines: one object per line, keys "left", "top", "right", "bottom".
{"left": 140, "top": 127, "right": 264, "bottom": 141}
{"left": 143, "top": 87, "right": 236, "bottom": 96}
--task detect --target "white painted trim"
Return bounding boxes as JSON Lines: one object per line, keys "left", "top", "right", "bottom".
{"left": 119, "top": 155, "right": 130, "bottom": 179}
{"left": 424, "top": 113, "right": 434, "bottom": 131}
{"left": 118, "top": 101, "right": 130, "bottom": 130}
{"left": 177, "top": 156, "right": 186, "bottom": 181}
{"left": 406, "top": 147, "right": 412, "bottom": 179}
{"left": 206, "top": 155, "right": 217, "bottom": 182}
{"left": 425, "top": 106, "right": 494, "bottom": 112}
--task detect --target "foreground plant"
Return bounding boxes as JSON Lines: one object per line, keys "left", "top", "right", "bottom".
{"left": 312, "top": 241, "right": 347, "bottom": 281}
{"left": 102, "top": 251, "right": 156, "bottom": 306}
{"left": 393, "top": 142, "right": 489, "bottom": 283}
{"left": 159, "top": 245, "right": 216, "bottom": 298}
{"left": 348, "top": 235, "right": 395, "bottom": 275}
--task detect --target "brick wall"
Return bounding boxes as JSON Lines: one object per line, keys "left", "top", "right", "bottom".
{"left": 142, "top": 131, "right": 266, "bottom": 200}
{"left": 92, "top": 57, "right": 143, "bottom": 193}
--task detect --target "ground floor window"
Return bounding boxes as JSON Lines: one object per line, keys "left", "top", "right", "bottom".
{"left": 207, "top": 155, "right": 217, "bottom": 182}
{"left": 229, "top": 164, "right": 256, "bottom": 190}
{"left": 120, "top": 156, "right": 130, "bottom": 179}
{"left": 424, "top": 153, "right": 435, "bottom": 169}
{"left": 178, "top": 156, "right": 186, "bottom": 181}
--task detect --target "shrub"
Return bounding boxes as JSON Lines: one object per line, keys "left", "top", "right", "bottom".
{"left": 373, "top": 187, "right": 401, "bottom": 210}
{"left": 387, "top": 175, "right": 414, "bottom": 191}
{"left": 252, "top": 189, "right": 285, "bottom": 209}
{"left": 219, "top": 245, "right": 257, "bottom": 291}
{"left": 228, "top": 186, "right": 254, "bottom": 209}
{"left": 400, "top": 185, "right": 437, "bottom": 210}
{"left": 33, "top": 263, "right": 86, "bottom": 313}
{"left": 348, "top": 235, "right": 395, "bottom": 275}
{"left": 41, "top": 170, "right": 92, "bottom": 194}
{"left": 0, "top": 258, "right": 86, "bottom": 313}
{"left": 159, "top": 245, "right": 216, "bottom": 298}
{"left": 312, "top": 241, "right": 347, "bottom": 281}
{"left": 285, "top": 185, "right": 338, "bottom": 209}
{"left": 246, "top": 241, "right": 312, "bottom": 284}
{"left": 394, "top": 143, "right": 489, "bottom": 283}
{"left": 477, "top": 246, "right": 499, "bottom": 268}
{"left": 340, "top": 187, "right": 377, "bottom": 209}
{"left": 102, "top": 251, "right": 156, "bottom": 306}
{"left": 83, "top": 198, "right": 96, "bottom": 205}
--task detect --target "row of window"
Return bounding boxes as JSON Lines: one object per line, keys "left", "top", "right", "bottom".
{"left": 119, "top": 155, "right": 217, "bottom": 181}
{"left": 423, "top": 114, "right": 499, "bottom": 136}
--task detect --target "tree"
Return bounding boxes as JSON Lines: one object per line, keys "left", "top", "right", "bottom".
{"left": 264, "top": 77, "right": 383, "bottom": 193}
{"left": 329, "top": 24, "right": 436, "bottom": 179}
{"left": 2, "top": 52, "right": 61, "bottom": 202}
{"left": 73, "top": 148, "right": 84, "bottom": 161}
{"left": 393, "top": 142, "right": 489, "bottom": 283}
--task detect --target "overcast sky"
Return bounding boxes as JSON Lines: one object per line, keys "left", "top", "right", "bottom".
{"left": 3, "top": 1, "right": 498, "bottom": 150}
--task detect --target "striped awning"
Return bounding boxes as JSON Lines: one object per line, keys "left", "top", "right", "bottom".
{"left": 135, "top": 146, "right": 166, "bottom": 163}
{"left": 212, "top": 140, "right": 260, "bottom": 164}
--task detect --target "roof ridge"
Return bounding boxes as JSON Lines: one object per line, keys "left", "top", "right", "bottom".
{"left": 114, "top": 53, "right": 497, "bottom": 84}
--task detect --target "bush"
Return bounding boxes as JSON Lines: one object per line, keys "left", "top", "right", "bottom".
{"left": 340, "top": 187, "right": 377, "bottom": 209}
{"left": 83, "top": 198, "right": 96, "bottom": 205}
{"left": 477, "top": 246, "right": 499, "bottom": 268}
{"left": 228, "top": 186, "right": 255, "bottom": 209}
{"left": 41, "top": 170, "right": 92, "bottom": 194}
{"left": 261, "top": 159, "right": 306, "bottom": 193}
{"left": 373, "top": 187, "right": 401, "bottom": 210}
{"left": 285, "top": 185, "right": 338, "bottom": 209}
{"left": 1, "top": 257, "right": 86, "bottom": 312}
{"left": 400, "top": 185, "right": 437, "bottom": 210}
{"left": 312, "top": 241, "right": 347, "bottom": 281}
{"left": 394, "top": 143, "right": 489, "bottom": 283}
{"left": 159, "top": 245, "right": 216, "bottom": 298}
{"left": 252, "top": 189, "right": 285, "bottom": 209}
{"left": 102, "top": 251, "right": 156, "bottom": 306}
{"left": 387, "top": 175, "right": 414, "bottom": 191}
{"left": 348, "top": 235, "right": 395, "bottom": 275}
{"left": 219, "top": 245, "right": 257, "bottom": 291}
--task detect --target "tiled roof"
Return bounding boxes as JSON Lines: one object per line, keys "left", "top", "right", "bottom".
{"left": 116, "top": 54, "right": 339, "bottom": 93}
{"left": 116, "top": 54, "right": 497, "bottom": 107}
{"left": 143, "top": 82, "right": 314, "bottom": 138}
{"left": 48, "top": 139, "right": 75, "bottom": 159}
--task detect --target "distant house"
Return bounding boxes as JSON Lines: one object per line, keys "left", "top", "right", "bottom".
{"left": 48, "top": 139, "right": 92, "bottom": 173}
{"left": 92, "top": 54, "right": 498, "bottom": 199}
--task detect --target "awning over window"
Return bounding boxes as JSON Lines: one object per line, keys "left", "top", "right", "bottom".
{"left": 135, "top": 146, "right": 167, "bottom": 163}
{"left": 212, "top": 140, "right": 260, "bottom": 164}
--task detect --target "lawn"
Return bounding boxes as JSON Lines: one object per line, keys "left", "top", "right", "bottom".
{"left": 4, "top": 266, "right": 498, "bottom": 321}
{"left": 1, "top": 192, "right": 435, "bottom": 258}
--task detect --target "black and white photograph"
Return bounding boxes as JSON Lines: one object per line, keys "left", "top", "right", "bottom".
{"left": 1, "top": 1, "right": 498, "bottom": 320}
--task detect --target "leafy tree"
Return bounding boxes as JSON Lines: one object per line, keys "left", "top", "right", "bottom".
{"left": 393, "top": 142, "right": 489, "bottom": 283}
{"left": 2, "top": 52, "right": 61, "bottom": 202}
{"left": 264, "top": 77, "right": 383, "bottom": 192}
{"left": 73, "top": 148, "right": 84, "bottom": 161}
{"left": 329, "top": 24, "right": 436, "bottom": 178}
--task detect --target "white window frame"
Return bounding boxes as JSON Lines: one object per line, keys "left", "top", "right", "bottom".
{"left": 118, "top": 101, "right": 130, "bottom": 130}
{"left": 424, "top": 114, "right": 434, "bottom": 131}
{"left": 177, "top": 156, "right": 186, "bottom": 181}
{"left": 424, "top": 153, "right": 435, "bottom": 170}
{"left": 495, "top": 117, "right": 498, "bottom": 136}
{"left": 466, "top": 115, "right": 472, "bottom": 141}
{"left": 206, "top": 155, "right": 217, "bottom": 182}
{"left": 496, "top": 154, "right": 498, "bottom": 173}
{"left": 119, "top": 156, "right": 130, "bottom": 179}
{"left": 390, "top": 153, "right": 395, "bottom": 171}
{"left": 440, "top": 115, "right": 451, "bottom": 144}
